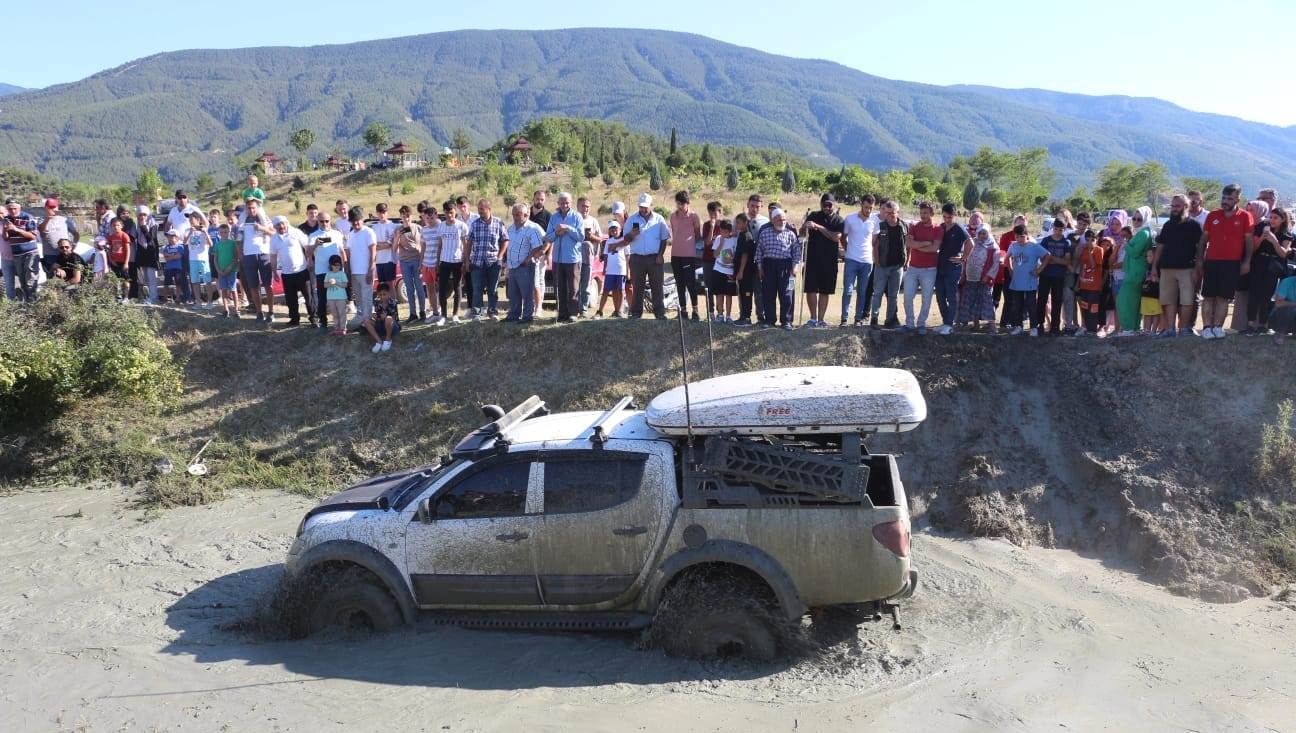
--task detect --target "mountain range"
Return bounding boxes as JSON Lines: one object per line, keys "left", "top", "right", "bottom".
{"left": 0, "top": 29, "right": 1292, "bottom": 194}
{"left": 0, "top": 84, "right": 27, "bottom": 97}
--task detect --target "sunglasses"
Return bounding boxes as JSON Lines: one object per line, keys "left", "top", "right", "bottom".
{"left": 1132, "top": 216, "right": 1144, "bottom": 221}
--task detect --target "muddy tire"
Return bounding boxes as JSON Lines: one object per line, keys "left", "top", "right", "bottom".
{"left": 651, "top": 572, "right": 783, "bottom": 661}
{"left": 304, "top": 569, "right": 403, "bottom": 636}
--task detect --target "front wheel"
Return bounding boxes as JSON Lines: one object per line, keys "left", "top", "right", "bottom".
{"left": 304, "top": 568, "right": 403, "bottom": 635}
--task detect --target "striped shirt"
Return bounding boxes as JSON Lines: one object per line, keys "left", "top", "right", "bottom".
{"left": 467, "top": 216, "right": 508, "bottom": 266}
{"left": 755, "top": 225, "right": 801, "bottom": 268}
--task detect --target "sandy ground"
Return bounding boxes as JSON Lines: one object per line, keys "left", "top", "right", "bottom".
{"left": 2, "top": 485, "right": 1293, "bottom": 733}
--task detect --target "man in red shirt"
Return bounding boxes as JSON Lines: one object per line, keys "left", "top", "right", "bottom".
{"left": 1195, "top": 183, "right": 1254, "bottom": 339}
{"left": 899, "top": 201, "right": 941, "bottom": 333}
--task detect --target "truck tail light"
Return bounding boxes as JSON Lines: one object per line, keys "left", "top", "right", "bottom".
{"left": 872, "top": 519, "right": 910, "bottom": 557}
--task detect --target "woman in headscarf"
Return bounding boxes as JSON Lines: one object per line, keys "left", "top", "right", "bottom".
{"left": 957, "top": 224, "right": 1001, "bottom": 332}
{"left": 1102, "top": 209, "right": 1129, "bottom": 333}
{"left": 1116, "top": 206, "right": 1154, "bottom": 334}
{"left": 1232, "top": 200, "right": 1271, "bottom": 332}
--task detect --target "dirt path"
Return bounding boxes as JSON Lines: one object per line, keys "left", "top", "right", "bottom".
{"left": 2, "top": 485, "right": 1293, "bottom": 732}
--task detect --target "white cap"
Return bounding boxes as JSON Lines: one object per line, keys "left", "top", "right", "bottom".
{"left": 165, "top": 229, "right": 180, "bottom": 238}
{"left": 611, "top": 201, "right": 627, "bottom": 215}
{"left": 271, "top": 215, "right": 289, "bottom": 226}
{"left": 637, "top": 193, "right": 652, "bottom": 208}
{"left": 770, "top": 207, "right": 785, "bottom": 219}
{"left": 607, "top": 219, "right": 620, "bottom": 230}
{"left": 137, "top": 205, "right": 149, "bottom": 214}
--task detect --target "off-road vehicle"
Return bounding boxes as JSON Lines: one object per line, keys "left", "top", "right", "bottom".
{"left": 284, "top": 366, "right": 925, "bottom": 658}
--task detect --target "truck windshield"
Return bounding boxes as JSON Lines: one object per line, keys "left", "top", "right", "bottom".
{"left": 390, "top": 458, "right": 466, "bottom": 510}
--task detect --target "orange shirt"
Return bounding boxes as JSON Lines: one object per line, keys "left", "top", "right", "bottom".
{"left": 1076, "top": 242, "right": 1107, "bottom": 292}
{"left": 107, "top": 231, "right": 131, "bottom": 265}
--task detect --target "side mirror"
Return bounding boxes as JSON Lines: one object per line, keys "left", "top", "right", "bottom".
{"left": 416, "top": 497, "right": 432, "bottom": 524}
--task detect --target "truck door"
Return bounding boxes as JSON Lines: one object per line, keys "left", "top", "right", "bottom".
{"left": 533, "top": 449, "right": 667, "bottom": 606}
{"left": 404, "top": 456, "right": 543, "bottom": 607}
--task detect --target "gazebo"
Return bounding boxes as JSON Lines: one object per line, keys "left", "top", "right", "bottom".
{"left": 324, "top": 154, "right": 349, "bottom": 171}
{"left": 508, "top": 136, "right": 533, "bottom": 164}
{"left": 383, "top": 141, "right": 423, "bottom": 169}
{"left": 255, "top": 151, "right": 283, "bottom": 175}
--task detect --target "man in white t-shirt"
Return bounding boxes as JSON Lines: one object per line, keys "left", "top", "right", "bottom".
{"left": 167, "top": 190, "right": 202, "bottom": 241}
{"left": 307, "top": 212, "right": 345, "bottom": 329}
{"left": 370, "top": 202, "right": 399, "bottom": 294}
{"left": 345, "top": 209, "right": 378, "bottom": 324}
{"left": 841, "top": 194, "right": 879, "bottom": 326}
{"left": 269, "top": 216, "right": 312, "bottom": 326}
{"left": 432, "top": 204, "right": 470, "bottom": 324}
{"left": 237, "top": 197, "right": 275, "bottom": 321}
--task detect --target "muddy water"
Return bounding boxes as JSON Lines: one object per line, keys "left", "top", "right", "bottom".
{"left": 2, "top": 485, "right": 1292, "bottom": 732}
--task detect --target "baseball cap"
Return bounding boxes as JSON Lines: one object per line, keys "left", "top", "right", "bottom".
{"left": 44, "top": 197, "right": 59, "bottom": 209}
{"left": 607, "top": 219, "right": 620, "bottom": 230}
{"left": 271, "top": 215, "right": 289, "bottom": 226}
{"left": 165, "top": 229, "right": 180, "bottom": 238}
{"left": 637, "top": 193, "right": 652, "bottom": 208}
{"left": 137, "top": 205, "right": 150, "bottom": 214}
{"left": 611, "top": 201, "right": 626, "bottom": 215}
{"left": 820, "top": 193, "right": 835, "bottom": 204}
{"left": 3, "top": 197, "right": 17, "bottom": 205}
{"left": 174, "top": 189, "right": 187, "bottom": 198}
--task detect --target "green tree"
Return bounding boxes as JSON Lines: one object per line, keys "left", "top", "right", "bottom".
{"left": 134, "top": 168, "right": 164, "bottom": 202}
{"left": 876, "top": 170, "right": 916, "bottom": 208}
{"left": 780, "top": 163, "right": 796, "bottom": 194}
{"left": 451, "top": 128, "right": 473, "bottom": 164}
{"left": 830, "top": 165, "right": 880, "bottom": 201}
{"left": 194, "top": 173, "right": 215, "bottom": 196}
{"left": 1094, "top": 161, "right": 1139, "bottom": 210}
{"left": 1064, "top": 187, "right": 1098, "bottom": 216}
{"left": 1002, "top": 148, "right": 1054, "bottom": 214}
{"left": 649, "top": 163, "right": 663, "bottom": 191}
{"left": 363, "top": 122, "right": 391, "bottom": 158}
{"left": 700, "top": 143, "right": 715, "bottom": 171}
{"left": 583, "top": 159, "right": 600, "bottom": 185}
{"left": 962, "top": 180, "right": 981, "bottom": 212}
{"left": 933, "top": 183, "right": 957, "bottom": 206}
{"left": 665, "top": 127, "right": 684, "bottom": 168}
{"left": 970, "top": 147, "right": 1013, "bottom": 189}
{"left": 290, "top": 127, "right": 315, "bottom": 172}
{"left": 980, "top": 188, "right": 1007, "bottom": 218}
{"left": 725, "top": 166, "right": 739, "bottom": 191}
{"left": 1131, "top": 160, "right": 1170, "bottom": 208}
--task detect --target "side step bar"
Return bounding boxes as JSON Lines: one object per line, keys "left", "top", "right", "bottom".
{"left": 421, "top": 611, "right": 652, "bottom": 632}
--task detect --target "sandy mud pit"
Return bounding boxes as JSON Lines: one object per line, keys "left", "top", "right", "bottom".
{"left": 2, "top": 484, "right": 1293, "bottom": 732}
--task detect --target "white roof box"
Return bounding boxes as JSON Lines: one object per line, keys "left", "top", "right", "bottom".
{"left": 645, "top": 367, "right": 926, "bottom": 436}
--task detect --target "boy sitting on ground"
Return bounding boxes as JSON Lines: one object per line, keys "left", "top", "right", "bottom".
{"left": 364, "top": 281, "right": 401, "bottom": 353}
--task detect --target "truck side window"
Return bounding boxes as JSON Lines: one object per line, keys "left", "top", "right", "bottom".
{"left": 435, "top": 461, "right": 530, "bottom": 519}
{"left": 543, "top": 458, "right": 645, "bottom": 515}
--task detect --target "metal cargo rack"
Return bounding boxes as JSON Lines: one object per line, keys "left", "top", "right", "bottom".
{"left": 682, "top": 432, "right": 871, "bottom": 509}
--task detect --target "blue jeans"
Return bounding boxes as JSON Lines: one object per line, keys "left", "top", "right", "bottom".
{"left": 399, "top": 260, "right": 425, "bottom": 317}
{"left": 470, "top": 262, "right": 501, "bottom": 313}
{"left": 507, "top": 262, "right": 537, "bottom": 320}
{"left": 11, "top": 252, "right": 40, "bottom": 302}
{"left": 841, "top": 259, "right": 873, "bottom": 323}
{"left": 870, "top": 264, "right": 902, "bottom": 324}
{"left": 935, "top": 265, "right": 961, "bottom": 327}
{"left": 1, "top": 258, "right": 15, "bottom": 300}
{"left": 760, "top": 259, "right": 793, "bottom": 326}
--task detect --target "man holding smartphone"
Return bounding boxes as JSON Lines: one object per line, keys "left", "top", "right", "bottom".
{"left": 3, "top": 198, "right": 41, "bottom": 302}
{"left": 623, "top": 193, "right": 671, "bottom": 319}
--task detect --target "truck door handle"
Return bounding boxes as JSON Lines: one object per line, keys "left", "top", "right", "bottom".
{"left": 495, "top": 532, "right": 529, "bottom": 542}
{"left": 612, "top": 526, "right": 647, "bottom": 536}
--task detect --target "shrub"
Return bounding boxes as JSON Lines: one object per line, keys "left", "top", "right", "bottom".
{"left": 1259, "top": 400, "right": 1296, "bottom": 500}
{"left": 0, "top": 285, "right": 180, "bottom": 430}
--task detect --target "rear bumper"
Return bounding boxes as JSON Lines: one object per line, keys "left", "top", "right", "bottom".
{"left": 887, "top": 569, "right": 918, "bottom": 601}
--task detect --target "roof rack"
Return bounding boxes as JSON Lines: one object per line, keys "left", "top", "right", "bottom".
{"left": 589, "top": 396, "right": 635, "bottom": 447}
{"left": 452, "top": 396, "right": 548, "bottom": 458}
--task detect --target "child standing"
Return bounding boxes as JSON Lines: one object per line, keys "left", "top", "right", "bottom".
{"left": 186, "top": 213, "right": 214, "bottom": 308}
{"left": 106, "top": 217, "right": 132, "bottom": 302}
{"left": 1075, "top": 232, "right": 1108, "bottom": 336}
{"left": 957, "top": 224, "right": 1000, "bottom": 332}
{"left": 365, "top": 281, "right": 401, "bottom": 352}
{"left": 707, "top": 219, "right": 738, "bottom": 322}
{"left": 213, "top": 224, "right": 240, "bottom": 318}
{"left": 419, "top": 208, "right": 442, "bottom": 324}
{"left": 161, "top": 230, "right": 188, "bottom": 305}
{"left": 92, "top": 237, "right": 110, "bottom": 284}
{"left": 596, "top": 220, "right": 626, "bottom": 318}
{"left": 1005, "top": 224, "right": 1049, "bottom": 336}
{"left": 323, "top": 255, "right": 349, "bottom": 336}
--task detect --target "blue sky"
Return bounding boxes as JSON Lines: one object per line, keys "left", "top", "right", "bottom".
{"left": 10, "top": 0, "right": 1296, "bottom": 127}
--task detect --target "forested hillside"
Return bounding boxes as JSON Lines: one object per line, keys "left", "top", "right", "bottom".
{"left": 1, "top": 29, "right": 1292, "bottom": 191}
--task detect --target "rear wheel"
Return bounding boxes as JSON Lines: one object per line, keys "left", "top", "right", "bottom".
{"left": 651, "top": 571, "right": 783, "bottom": 661}
{"left": 305, "top": 568, "right": 403, "bottom": 636}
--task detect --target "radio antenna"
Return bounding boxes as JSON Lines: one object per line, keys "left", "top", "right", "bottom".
{"left": 676, "top": 301, "right": 695, "bottom": 450}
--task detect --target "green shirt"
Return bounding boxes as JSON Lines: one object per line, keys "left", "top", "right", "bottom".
{"left": 241, "top": 187, "right": 265, "bottom": 203}
{"left": 324, "top": 270, "right": 349, "bottom": 300}
{"left": 213, "top": 238, "right": 239, "bottom": 271}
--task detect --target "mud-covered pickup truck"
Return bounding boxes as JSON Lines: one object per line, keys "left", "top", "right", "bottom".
{"left": 284, "top": 366, "right": 925, "bottom": 658}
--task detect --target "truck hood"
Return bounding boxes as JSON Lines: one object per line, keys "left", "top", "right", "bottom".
{"left": 305, "top": 466, "right": 429, "bottom": 519}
